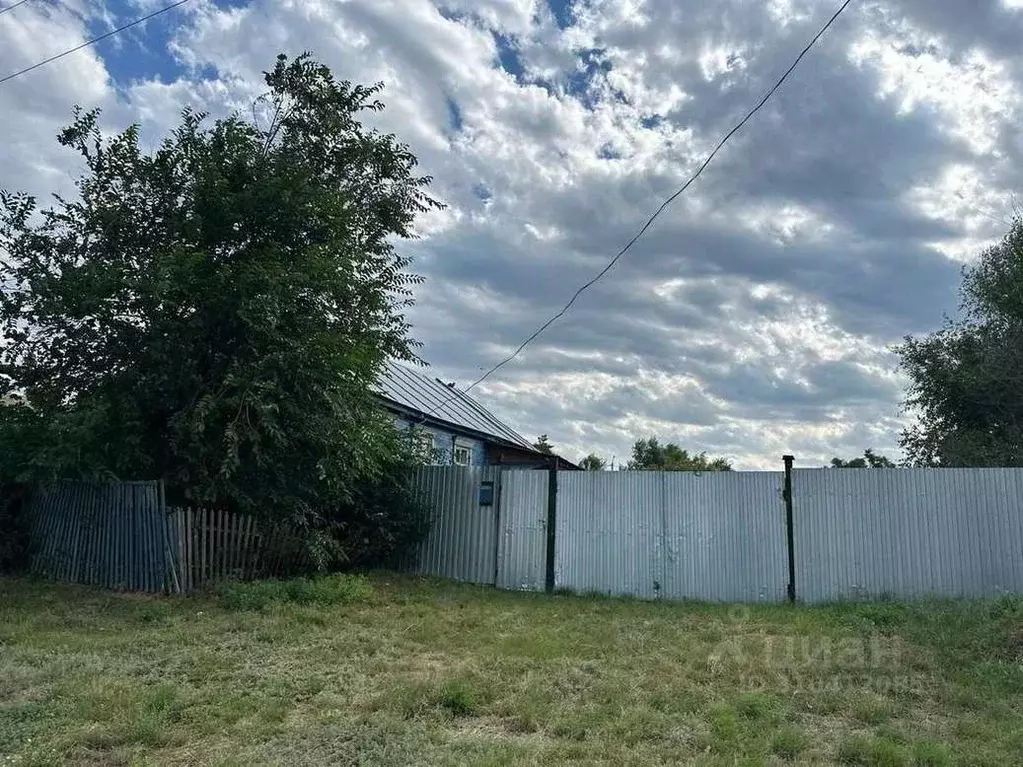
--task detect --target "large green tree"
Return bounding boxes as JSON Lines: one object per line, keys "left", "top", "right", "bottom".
{"left": 627, "top": 438, "right": 731, "bottom": 471}
{"left": 0, "top": 55, "right": 439, "bottom": 529}
{"left": 897, "top": 219, "right": 1023, "bottom": 467}
{"left": 578, "top": 453, "right": 606, "bottom": 471}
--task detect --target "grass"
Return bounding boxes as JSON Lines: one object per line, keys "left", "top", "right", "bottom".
{"left": 0, "top": 575, "right": 1021, "bottom": 765}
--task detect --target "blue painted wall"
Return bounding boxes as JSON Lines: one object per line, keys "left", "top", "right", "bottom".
{"left": 393, "top": 417, "right": 485, "bottom": 466}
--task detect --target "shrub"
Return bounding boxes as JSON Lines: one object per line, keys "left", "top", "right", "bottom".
{"left": 0, "top": 484, "right": 31, "bottom": 573}
{"left": 310, "top": 454, "right": 434, "bottom": 571}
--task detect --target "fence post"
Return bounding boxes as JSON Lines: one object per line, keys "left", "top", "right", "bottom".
{"left": 544, "top": 457, "right": 558, "bottom": 593}
{"left": 783, "top": 455, "right": 796, "bottom": 603}
{"left": 492, "top": 467, "right": 503, "bottom": 587}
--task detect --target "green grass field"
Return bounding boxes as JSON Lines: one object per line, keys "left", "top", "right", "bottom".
{"left": 1, "top": 574, "right": 1022, "bottom": 766}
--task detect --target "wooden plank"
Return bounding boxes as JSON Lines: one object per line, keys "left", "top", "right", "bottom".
{"left": 243, "top": 516, "right": 254, "bottom": 579}
{"left": 229, "top": 510, "right": 238, "bottom": 578}
{"left": 199, "top": 506, "right": 206, "bottom": 588}
{"left": 185, "top": 507, "right": 193, "bottom": 593}
{"left": 177, "top": 508, "right": 185, "bottom": 593}
{"left": 219, "top": 507, "right": 227, "bottom": 582}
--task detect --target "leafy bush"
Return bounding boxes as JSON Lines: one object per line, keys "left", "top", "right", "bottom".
{"left": 217, "top": 574, "right": 374, "bottom": 611}
{"left": 307, "top": 443, "right": 434, "bottom": 571}
{"left": 0, "top": 484, "right": 31, "bottom": 573}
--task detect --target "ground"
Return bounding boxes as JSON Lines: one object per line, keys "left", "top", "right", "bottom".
{"left": 1, "top": 575, "right": 1022, "bottom": 766}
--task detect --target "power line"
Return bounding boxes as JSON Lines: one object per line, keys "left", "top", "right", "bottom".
{"left": 0, "top": 0, "right": 194, "bottom": 86}
{"left": 412, "top": 0, "right": 856, "bottom": 428}
{"left": 0, "top": 0, "right": 32, "bottom": 17}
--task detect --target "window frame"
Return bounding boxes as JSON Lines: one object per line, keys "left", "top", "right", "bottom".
{"left": 452, "top": 437, "right": 473, "bottom": 467}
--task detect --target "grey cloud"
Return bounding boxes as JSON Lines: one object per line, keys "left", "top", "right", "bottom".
{"left": 5, "top": 0, "right": 1018, "bottom": 468}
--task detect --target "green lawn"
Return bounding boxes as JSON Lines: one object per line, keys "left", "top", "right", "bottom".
{"left": 1, "top": 574, "right": 1022, "bottom": 766}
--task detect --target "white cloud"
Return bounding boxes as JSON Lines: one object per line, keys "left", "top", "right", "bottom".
{"left": 4, "top": 0, "right": 1021, "bottom": 467}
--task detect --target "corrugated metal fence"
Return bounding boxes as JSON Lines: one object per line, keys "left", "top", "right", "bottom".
{"left": 410, "top": 466, "right": 1023, "bottom": 604}
{"left": 554, "top": 471, "right": 788, "bottom": 601}
{"left": 29, "top": 481, "right": 173, "bottom": 591}
{"left": 23, "top": 467, "right": 1023, "bottom": 602}
{"left": 407, "top": 466, "right": 501, "bottom": 584}
{"left": 793, "top": 468, "right": 1023, "bottom": 602}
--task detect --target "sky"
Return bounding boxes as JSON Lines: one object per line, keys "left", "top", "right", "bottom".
{"left": 1, "top": 0, "right": 1021, "bottom": 469}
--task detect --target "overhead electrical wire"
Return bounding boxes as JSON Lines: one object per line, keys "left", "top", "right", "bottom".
{"left": 0, "top": 0, "right": 856, "bottom": 433}
{"left": 0, "top": 0, "right": 194, "bottom": 86}
{"left": 412, "top": 0, "right": 856, "bottom": 428}
{"left": 0, "top": 0, "right": 32, "bottom": 17}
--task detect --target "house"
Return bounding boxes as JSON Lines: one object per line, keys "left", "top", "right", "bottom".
{"left": 374, "top": 362, "right": 577, "bottom": 469}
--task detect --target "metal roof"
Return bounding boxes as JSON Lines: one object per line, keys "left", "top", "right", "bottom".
{"left": 375, "top": 362, "right": 536, "bottom": 450}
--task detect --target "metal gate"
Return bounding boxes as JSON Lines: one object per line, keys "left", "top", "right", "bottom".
{"left": 495, "top": 470, "right": 548, "bottom": 591}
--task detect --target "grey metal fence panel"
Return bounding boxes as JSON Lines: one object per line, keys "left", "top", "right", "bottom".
{"left": 409, "top": 466, "right": 500, "bottom": 585}
{"left": 496, "top": 470, "right": 548, "bottom": 592}
{"left": 556, "top": 472, "right": 662, "bottom": 598}
{"left": 28, "top": 480, "right": 169, "bottom": 592}
{"left": 794, "top": 468, "right": 1023, "bottom": 603}
{"left": 661, "top": 472, "right": 788, "bottom": 602}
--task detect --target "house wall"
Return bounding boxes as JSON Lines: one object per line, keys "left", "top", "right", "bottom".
{"left": 392, "top": 417, "right": 485, "bottom": 466}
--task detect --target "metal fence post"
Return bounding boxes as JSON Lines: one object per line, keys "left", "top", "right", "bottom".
{"left": 492, "top": 467, "right": 503, "bottom": 587}
{"left": 783, "top": 455, "right": 796, "bottom": 603}
{"left": 545, "top": 458, "right": 558, "bottom": 593}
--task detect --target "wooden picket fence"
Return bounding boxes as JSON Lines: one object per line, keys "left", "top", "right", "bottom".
{"left": 166, "top": 506, "right": 309, "bottom": 593}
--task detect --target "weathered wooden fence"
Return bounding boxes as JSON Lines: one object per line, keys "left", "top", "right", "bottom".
{"left": 25, "top": 481, "right": 303, "bottom": 593}
{"left": 166, "top": 506, "right": 307, "bottom": 592}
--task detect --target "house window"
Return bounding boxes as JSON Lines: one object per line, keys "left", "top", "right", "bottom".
{"left": 453, "top": 438, "right": 473, "bottom": 466}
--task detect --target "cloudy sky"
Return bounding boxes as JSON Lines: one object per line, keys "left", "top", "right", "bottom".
{"left": 2, "top": 0, "right": 1020, "bottom": 468}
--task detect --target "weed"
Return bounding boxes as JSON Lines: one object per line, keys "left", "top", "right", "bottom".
{"left": 770, "top": 726, "right": 809, "bottom": 760}
{"left": 912, "top": 740, "right": 953, "bottom": 767}
{"left": 837, "top": 734, "right": 873, "bottom": 764}
{"left": 734, "top": 692, "right": 780, "bottom": 722}
{"left": 437, "top": 679, "right": 477, "bottom": 717}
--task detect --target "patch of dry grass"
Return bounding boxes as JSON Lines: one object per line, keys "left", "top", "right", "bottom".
{"left": 1, "top": 575, "right": 1021, "bottom": 765}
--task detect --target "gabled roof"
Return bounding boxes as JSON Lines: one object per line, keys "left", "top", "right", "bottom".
{"left": 375, "top": 362, "right": 536, "bottom": 450}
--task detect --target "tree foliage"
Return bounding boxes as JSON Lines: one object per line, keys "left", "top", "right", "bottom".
{"left": 627, "top": 438, "right": 732, "bottom": 471}
{"left": 897, "top": 219, "right": 1023, "bottom": 467}
{"left": 533, "top": 434, "right": 554, "bottom": 455}
{"left": 829, "top": 449, "right": 896, "bottom": 469}
{"left": 0, "top": 54, "right": 440, "bottom": 549}
{"left": 579, "top": 453, "right": 606, "bottom": 471}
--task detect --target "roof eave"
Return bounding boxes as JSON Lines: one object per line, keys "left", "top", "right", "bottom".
{"left": 376, "top": 395, "right": 542, "bottom": 453}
